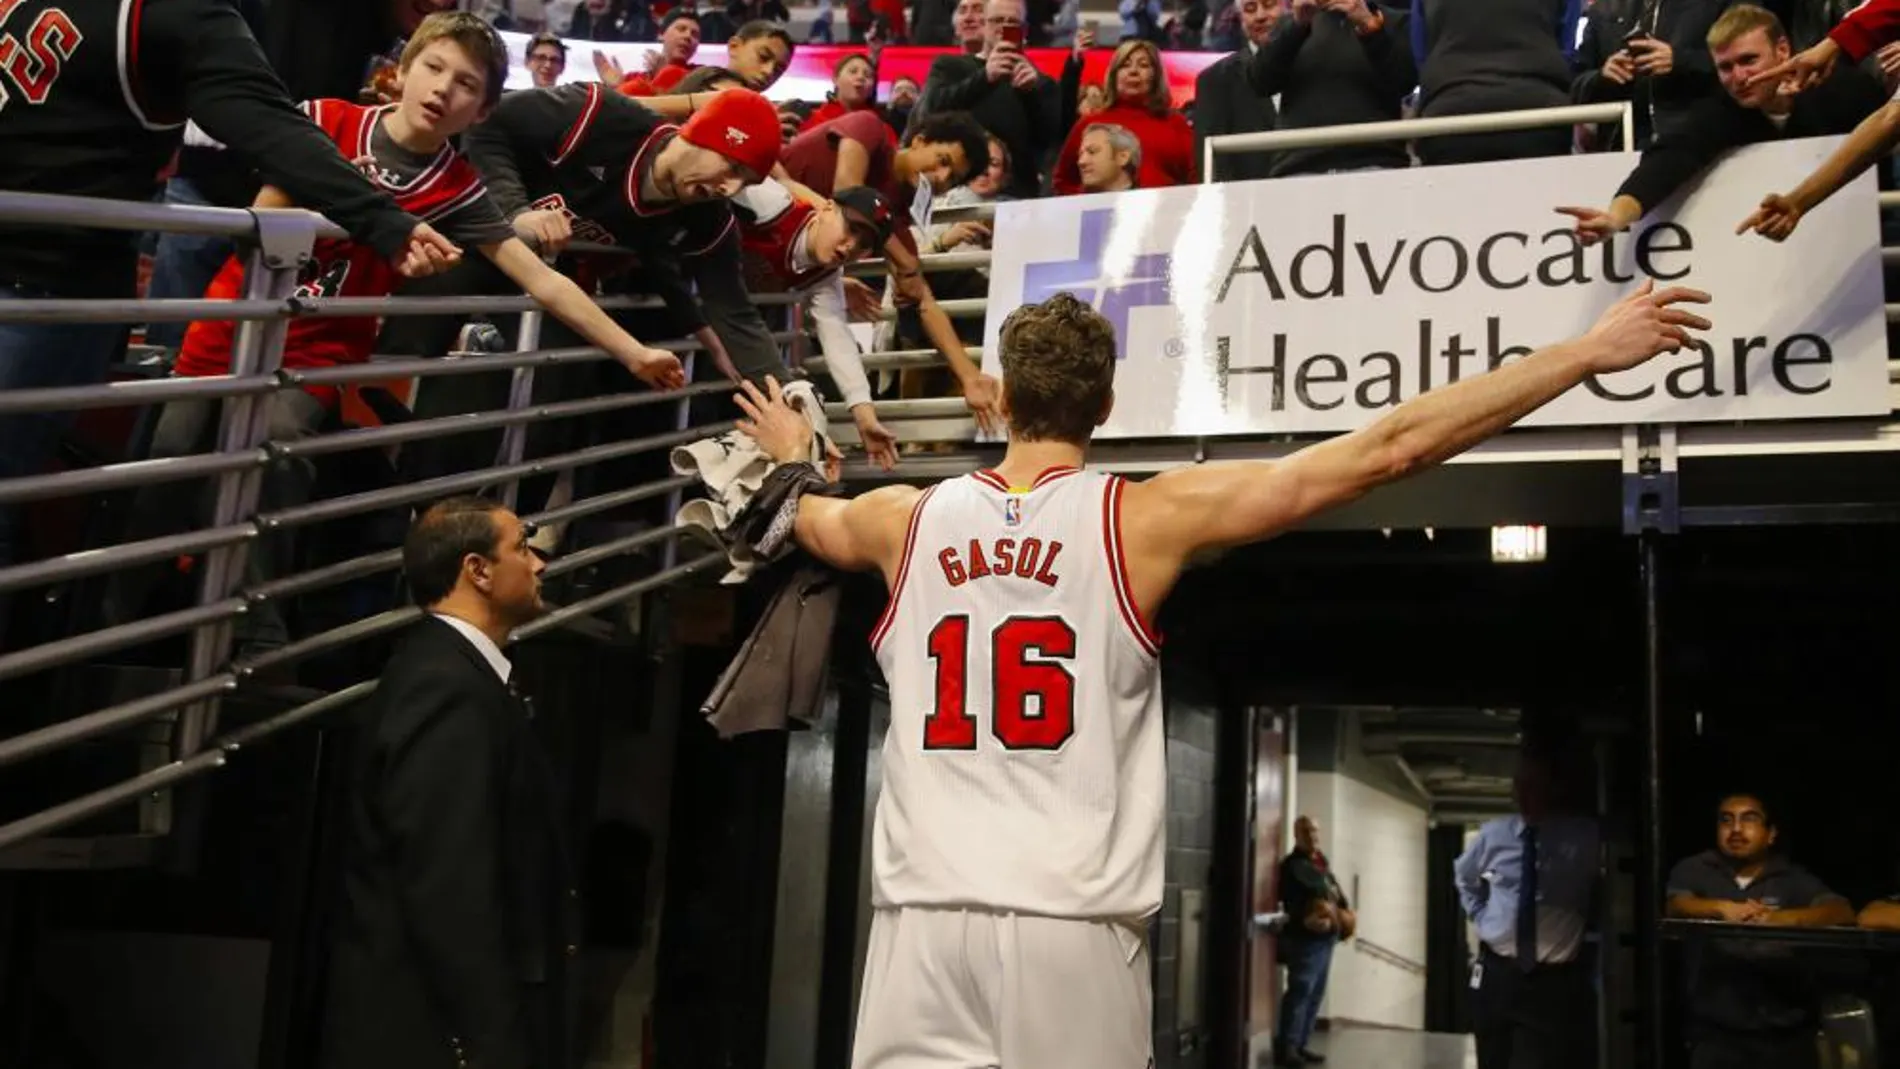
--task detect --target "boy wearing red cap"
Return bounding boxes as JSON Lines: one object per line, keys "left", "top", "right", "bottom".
{"left": 456, "top": 83, "right": 791, "bottom": 389}
{"left": 733, "top": 180, "right": 903, "bottom": 470}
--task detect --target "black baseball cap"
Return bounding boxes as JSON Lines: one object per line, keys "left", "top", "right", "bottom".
{"left": 834, "top": 185, "right": 895, "bottom": 252}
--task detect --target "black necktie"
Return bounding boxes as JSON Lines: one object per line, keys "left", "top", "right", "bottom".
{"left": 1517, "top": 825, "right": 1540, "bottom": 972}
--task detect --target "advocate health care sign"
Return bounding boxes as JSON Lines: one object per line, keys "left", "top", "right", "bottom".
{"left": 980, "top": 139, "right": 1889, "bottom": 438}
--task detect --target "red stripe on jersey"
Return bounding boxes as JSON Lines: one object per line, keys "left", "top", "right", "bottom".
{"left": 623, "top": 125, "right": 679, "bottom": 217}
{"left": 680, "top": 211, "right": 736, "bottom": 257}
{"left": 1033, "top": 466, "right": 1080, "bottom": 489}
{"left": 1102, "top": 476, "right": 1161, "bottom": 657}
{"left": 119, "top": 0, "right": 177, "bottom": 128}
{"left": 870, "top": 484, "right": 939, "bottom": 653}
{"left": 552, "top": 83, "right": 603, "bottom": 166}
{"left": 970, "top": 469, "right": 1010, "bottom": 493}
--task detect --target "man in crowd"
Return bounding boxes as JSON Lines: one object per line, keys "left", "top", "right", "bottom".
{"left": 913, "top": 0, "right": 1059, "bottom": 200}
{"left": 1249, "top": 0, "right": 1416, "bottom": 177}
{"left": 526, "top": 31, "right": 570, "bottom": 88}
{"left": 1570, "top": 0, "right": 1729, "bottom": 149}
{"left": 735, "top": 180, "right": 903, "bottom": 468}
{"left": 618, "top": 10, "right": 703, "bottom": 94}
{"left": 0, "top": 0, "right": 457, "bottom": 590}
{"left": 1666, "top": 792, "right": 1855, "bottom": 1069}
{"left": 322, "top": 496, "right": 575, "bottom": 1069}
{"left": 779, "top": 108, "right": 1003, "bottom": 432}
{"left": 1194, "top": 0, "right": 1282, "bottom": 183}
{"left": 1275, "top": 815, "right": 1354, "bottom": 1068}
{"left": 1558, "top": 4, "right": 1886, "bottom": 243}
{"left": 1456, "top": 742, "right": 1602, "bottom": 1069}
{"left": 393, "top": 84, "right": 789, "bottom": 524}
{"left": 1076, "top": 123, "right": 1142, "bottom": 193}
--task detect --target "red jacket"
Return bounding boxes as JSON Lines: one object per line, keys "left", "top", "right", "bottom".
{"left": 1830, "top": 0, "right": 1900, "bottom": 61}
{"left": 1053, "top": 101, "right": 1198, "bottom": 195}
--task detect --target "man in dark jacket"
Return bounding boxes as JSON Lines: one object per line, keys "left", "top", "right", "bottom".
{"left": 1571, "top": 0, "right": 1732, "bottom": 150}
{"left": 912, "top": 0, "right": 1059, "bottom": 198}
{"left": 1196, "top": 0, "right": 1284, "bottom": 182}
{"left": 1558, "top": 3, "right": 1886, "bottom": 241}
{"left": 1250, "top": 0, "right": 1416, "bottom": 176}
{"left": 1275, "top": 815, "right": 1355, "bottom": 1068}
{"left": 322, "top": 497, "right": 578, "bottom": 1069}
{"left": 1410, "top": 0, "right": 1582, "bottom": 164}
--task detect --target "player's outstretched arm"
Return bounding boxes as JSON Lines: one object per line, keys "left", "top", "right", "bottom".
{"left": 1127, "top": 281, "right": 1710, "bottom": 558}
{"left": 735, "top": 378, "right": 921, "bottom": 583}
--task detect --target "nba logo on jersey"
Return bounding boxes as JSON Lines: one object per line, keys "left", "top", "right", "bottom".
{"left": 1003, "top": 495, "right": 1024, "bottom": 527}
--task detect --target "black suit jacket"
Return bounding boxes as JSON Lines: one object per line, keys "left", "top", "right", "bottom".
{"left": 1196, "top": 49, "right": 1281, "bottom": 183}
{"left": 320, "top": 617, "right": 579, "bottom": 1069}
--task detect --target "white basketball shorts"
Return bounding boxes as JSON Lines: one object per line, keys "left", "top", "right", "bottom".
{"left": 850, "top": 907, "right": 1155, "bottom": 1069}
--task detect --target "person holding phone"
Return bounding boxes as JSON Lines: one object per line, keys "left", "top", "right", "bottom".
{"left": 911, "top": 0, "right": 1061, "bottom": 199}
{"left": 1571, "top": 0, "right": 1730, "bottom": 149}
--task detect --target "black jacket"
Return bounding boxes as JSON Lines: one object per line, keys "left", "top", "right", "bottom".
{"left": 1572, "top": 0, "right": 1731, "bottom": 150}
{"left": 913, "top": 52, "right": 1061, "bottom": 200}
{"left": 320, "top": 618, "right": 579, "bottom": 1069}
{"left": 1249, "top": 8, "right": 1417, "bottom": 176}
{"left": 1195, "top": 49, "right": 1280, "bottom": 183}
{"left": 463, "top": 83, "right": 790, "bottom": 385}
{"left": 1615, "top": 64, "right": 1888, "bottom": 212}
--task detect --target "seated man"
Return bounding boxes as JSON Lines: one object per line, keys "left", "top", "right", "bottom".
{"left": 1666, "top": 792, "right": 1855, "bottom": 1069}
{"left": 105, "top": 13, "right": 685, "bottom": 650}
{"left": 733, "top": 180, "right": 903, "bottom": 470}
{"left": 1556, "top": 4, "right": 1886, "bottom": 243}
{"left": 1077, "top": 123, "right": 1142, "bottom": 194}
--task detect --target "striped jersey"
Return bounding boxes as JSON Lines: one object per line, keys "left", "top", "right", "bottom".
{"left": 174, "top": 98, "right": 507, "bottom": 406}
{"left": 870, "top": 466, "right": 1166, "bottom": 920}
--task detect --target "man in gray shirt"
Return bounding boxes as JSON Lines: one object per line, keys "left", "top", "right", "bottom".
{"left": 1665, "top": 792, "right": 1855, "bottom": 1069}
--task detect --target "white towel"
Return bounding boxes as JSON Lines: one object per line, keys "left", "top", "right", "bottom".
{"left": 672, "top": 379, "right": 832, "bottom": 583}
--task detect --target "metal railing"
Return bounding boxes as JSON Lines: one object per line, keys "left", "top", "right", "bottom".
{"left": 0, "top": 191, "right": 753, "bottom": 856}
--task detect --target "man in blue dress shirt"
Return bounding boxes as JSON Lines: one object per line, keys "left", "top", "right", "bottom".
{"left": 1454, "top": 743, "right": 1602, "bottom": 1069}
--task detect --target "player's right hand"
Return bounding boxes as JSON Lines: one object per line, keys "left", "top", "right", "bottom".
{"left": 625, "top": 346, "right": 688, "bottom": 390}
{"left": 513, "top": 209, "right": 574, "bottom": 257}
{"left": 1581, "top": 278, "right": 1712, "bottom": 372}
{"left": 1746, "top": 37, "right": 1840, "bottom": 94}
{"left": 1735, "top": 193, "right": 1804, "bottom": 242}
{"left": 961, "top": 372, "right": 1004, "bottom": 436}
{"left": 396, "top": 223, "right": 462, "bottom": 278}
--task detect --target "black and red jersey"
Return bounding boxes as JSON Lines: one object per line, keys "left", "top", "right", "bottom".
{"left": 0, "top": 0, "right": 415, "bottom": 297}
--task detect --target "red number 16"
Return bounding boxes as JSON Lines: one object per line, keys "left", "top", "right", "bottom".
{"left": 924, "top": 615, "right": 1077, "bottom": 751}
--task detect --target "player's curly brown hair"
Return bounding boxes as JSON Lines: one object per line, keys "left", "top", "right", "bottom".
{"left": 997, "top": 292, "right": 1117, "bottom": 445}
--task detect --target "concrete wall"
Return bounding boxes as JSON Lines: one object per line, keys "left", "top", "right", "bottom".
{"left": 1154, "top": 689, "right": 1220, "bottom": 1069}
{"left": 1288, "top": 709, "right": 1431, "bottom": 1032}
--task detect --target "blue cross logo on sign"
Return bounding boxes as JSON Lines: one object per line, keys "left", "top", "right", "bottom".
{"left": 1019, "top": 208, "right": 1174, "bottom": 360}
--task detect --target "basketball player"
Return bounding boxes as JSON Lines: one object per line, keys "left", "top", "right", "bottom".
{"left": 732, "top": 279, "right": 1710, "bottom": 1068}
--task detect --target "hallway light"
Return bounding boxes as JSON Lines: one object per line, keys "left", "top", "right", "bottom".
{"left": 1490, "top": 525, "right": 1547, "bottom": 563}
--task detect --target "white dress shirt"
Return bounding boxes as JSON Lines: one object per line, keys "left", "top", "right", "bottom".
{"left": 433, "top": 612, "right": 512, "bottom": 683}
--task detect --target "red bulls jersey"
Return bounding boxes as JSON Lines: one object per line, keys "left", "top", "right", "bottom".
{"left": 870, "top": 467, "right": 1166, "bottom": 920}
{"left": 739, "top": 194, "right": 836, "bottom": 291}
{"left": 175, "top": 99, "right": 500, "bottom": 406}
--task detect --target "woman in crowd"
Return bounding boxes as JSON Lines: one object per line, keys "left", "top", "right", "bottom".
{"left": 799, "top": 54, "right": 894, "bottom": 140}
{"left": 1052, "top": 37, "right": 1196, "bottom": 192}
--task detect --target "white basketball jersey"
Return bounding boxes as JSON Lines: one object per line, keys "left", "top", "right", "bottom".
{"left": 870, "top": 466, "right": 1165, "bottom": 920}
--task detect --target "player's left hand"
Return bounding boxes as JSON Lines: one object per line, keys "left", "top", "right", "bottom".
{"left": 734, "top": 375, "right": 814, "bottom": 465}
{"left": 396, "top": 223, "right": 463, "bottom": 278}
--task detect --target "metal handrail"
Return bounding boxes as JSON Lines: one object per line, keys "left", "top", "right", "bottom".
{"left": 0, "top": 189, "right": 346, "bottom": 240}
{"left": 1204, "top": 101, "right": 1635, "bottom": 161}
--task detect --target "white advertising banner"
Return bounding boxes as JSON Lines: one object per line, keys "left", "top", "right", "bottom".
{"left": 980, "top": 140, "right": 1889, "bottom": 438}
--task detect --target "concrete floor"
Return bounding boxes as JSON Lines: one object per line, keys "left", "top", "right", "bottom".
{"left": 1253, "top": 1026, "right": 1478, "bottom": 1069}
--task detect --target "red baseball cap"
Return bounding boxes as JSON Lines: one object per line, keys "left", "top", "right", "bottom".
{"left": 679, "top": 88, "right": 782, "bottom": 180}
